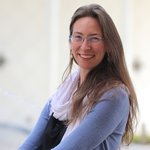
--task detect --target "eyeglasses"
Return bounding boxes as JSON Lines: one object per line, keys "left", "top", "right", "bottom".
{"left": 69, "top": 34, "right": 104, "bottom": 45}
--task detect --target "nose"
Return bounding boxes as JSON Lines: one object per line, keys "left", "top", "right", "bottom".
{"left": 80, "top": 39, "right": 91, "bottom": 50}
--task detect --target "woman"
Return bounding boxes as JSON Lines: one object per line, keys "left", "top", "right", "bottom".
{"left": 19, "top": 3, "right": 138, "bottom": 150}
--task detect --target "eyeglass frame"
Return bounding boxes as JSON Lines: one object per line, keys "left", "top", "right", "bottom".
{"left": 69, "top": 34, "right": 104, "bottom": 45}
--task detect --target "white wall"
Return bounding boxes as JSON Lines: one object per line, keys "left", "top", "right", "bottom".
{"left": 0, "top": 1, "right": 50, "bottom": 148}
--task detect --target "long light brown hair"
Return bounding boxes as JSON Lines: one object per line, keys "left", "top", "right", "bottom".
{"left": 63, "top": 4, "right": 138, "bottom": 145}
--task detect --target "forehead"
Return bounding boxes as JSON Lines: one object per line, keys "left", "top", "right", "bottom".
{"left": 72, "top": 17, "right": 102, "bottom": 35}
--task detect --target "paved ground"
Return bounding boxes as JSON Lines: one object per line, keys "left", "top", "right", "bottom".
{"left": 122, "top": 144, "right": 150, "bottom": 150}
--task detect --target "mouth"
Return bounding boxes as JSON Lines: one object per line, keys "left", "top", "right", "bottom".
{"left": 79, "top": 54, "right": 95, "bottom": 59}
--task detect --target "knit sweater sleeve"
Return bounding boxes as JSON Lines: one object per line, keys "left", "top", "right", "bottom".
{"left": 52, "top": 87, "right": 130, "bottom": 150}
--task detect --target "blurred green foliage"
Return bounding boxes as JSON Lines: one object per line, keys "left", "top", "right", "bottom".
{"left": 133, "top": 135, "right": 150, "bottom": 144}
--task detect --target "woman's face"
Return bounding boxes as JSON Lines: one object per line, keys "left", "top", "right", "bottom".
{"left": 70, "top": 17, "right": 106, "bottom": 73}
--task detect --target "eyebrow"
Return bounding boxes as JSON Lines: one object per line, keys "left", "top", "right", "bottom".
{"left": 73, "top": 32, "right": 83, "bottom": 35}
{"left": 73, "top": 32, "right": 102, "bottom": 36}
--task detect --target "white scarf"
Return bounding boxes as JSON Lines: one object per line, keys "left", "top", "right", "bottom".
{"left": 50, "top": 69, "right": 80, "bottom": 139}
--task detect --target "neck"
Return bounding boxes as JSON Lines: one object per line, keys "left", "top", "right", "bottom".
{"left": 79, "top": 69, "right": 90, "bottom": 85}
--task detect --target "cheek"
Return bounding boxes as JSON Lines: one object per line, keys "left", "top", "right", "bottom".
{"left": 70, "top": 43, "right": 78, "bottom": 54}
{"left": 71, "top": 49, "right": 77, "bottom": 59}
{"left": 100, "top": 49, "right": 106, "bottom": 58}
{"left": 95, "top": 44, "right": 105, "bottom": 53}
{"left": 95, "top": 46, "right": 106, "bottom": 59}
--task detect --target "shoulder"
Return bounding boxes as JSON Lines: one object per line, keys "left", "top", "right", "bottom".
{"left": 86, "top": 86, "right": 130, "bottom": 127}
{"left": 98, "top": 86, "right": 130, "bottom": 113}
{"left": 101, "top": 86, "right": 129, "bottom": 101}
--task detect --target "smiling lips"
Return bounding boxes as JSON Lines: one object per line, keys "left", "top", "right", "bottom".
{"left": 79, "top": 54, "right": 95, "bottom": 59}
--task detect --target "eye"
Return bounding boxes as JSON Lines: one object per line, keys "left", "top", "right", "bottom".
{"left": 88, "top": 36, "right": 104, "bottom": 43}
{"left": 73, "top": 35, "right": 83, "bottom": 41}
{"left": 90, "top": 36, "right": 100, "bottom": 42}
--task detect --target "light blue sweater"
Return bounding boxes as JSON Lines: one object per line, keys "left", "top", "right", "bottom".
{"left": 18, "top": 87, "right": 129, "bottom": 150}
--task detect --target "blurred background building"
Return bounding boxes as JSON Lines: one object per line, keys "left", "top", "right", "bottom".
{"left": 0, "top": 0, "right": 150, "bottom": 149}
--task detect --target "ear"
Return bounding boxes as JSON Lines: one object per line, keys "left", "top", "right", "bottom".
{"left": 69, "top": 40, "right": 73, "bottom": 50}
